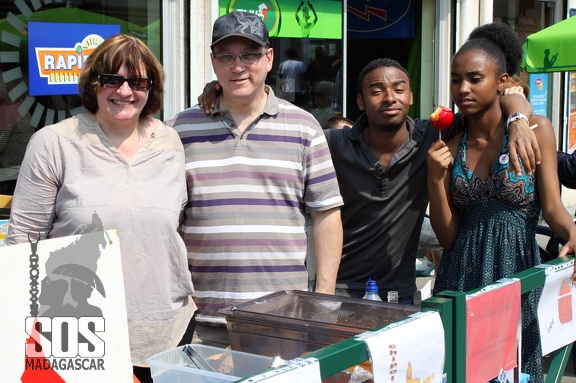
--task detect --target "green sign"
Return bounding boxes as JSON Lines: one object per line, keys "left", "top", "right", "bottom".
{"left": 222, "top": 0, "right": 342, "bottom": 39}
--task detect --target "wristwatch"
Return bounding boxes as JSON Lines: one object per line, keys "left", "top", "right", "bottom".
{"left": 506, "top": 112, "right": 529, "bottom": 127}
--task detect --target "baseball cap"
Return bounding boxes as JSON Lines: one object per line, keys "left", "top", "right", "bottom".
{"left": 211, "top": 11, "right": 270, "bottom": 48}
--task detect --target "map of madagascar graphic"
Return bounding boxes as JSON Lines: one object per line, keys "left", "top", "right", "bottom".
{"left": 22, "top": 212, "right": 106, "bottom": 382}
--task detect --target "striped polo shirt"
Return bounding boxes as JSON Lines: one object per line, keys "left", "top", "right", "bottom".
{"left": 166, "top": 87, "right": 343, "bottom": 324}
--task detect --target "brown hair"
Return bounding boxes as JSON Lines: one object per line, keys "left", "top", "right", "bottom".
{"left": 78, "top": 34, "right": 164, "bottom": 116}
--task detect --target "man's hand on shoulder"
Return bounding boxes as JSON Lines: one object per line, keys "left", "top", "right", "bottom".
{"left": 507, "top": 117, "right": 541, "bottom": 176}
{"left": 198, "top": 81, "right": 222, "bottom": 115}
{"left": 500, "top": 93, "right": 540, "bottom": 175}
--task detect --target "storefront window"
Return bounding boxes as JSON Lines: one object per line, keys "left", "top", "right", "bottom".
{"left": 220, "top": 0, "right": 344, "bottom": 129}
{"left": 0, "top": 0, "right": 161, "bottom": 194}
{"left": 0, "top": 0, "right": 160, "bottom": 178}
{"left": 493, "top": 0, "right": 559, "bottom": 120}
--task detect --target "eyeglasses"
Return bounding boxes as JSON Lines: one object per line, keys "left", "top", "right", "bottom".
{"left": 98, "top": 74, "right": 153, "bottom": 91}
{"left": 212, "top": 49, "right": 269, "bottom": 65}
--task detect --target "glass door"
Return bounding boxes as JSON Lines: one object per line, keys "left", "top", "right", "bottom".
{"left": 0, "top": 0, "right": 162, "bottom": 133}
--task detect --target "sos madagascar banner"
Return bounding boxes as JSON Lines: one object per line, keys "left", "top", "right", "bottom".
{"left": 28, "top": 22, "right": 120, "bottom": 96}
{"left": 0, "top": 229, "right": 132, "bottom": 383}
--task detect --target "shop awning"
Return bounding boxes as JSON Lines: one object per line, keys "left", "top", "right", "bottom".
{"left": 523, "top": 16, "right": 576, "bottom": 73}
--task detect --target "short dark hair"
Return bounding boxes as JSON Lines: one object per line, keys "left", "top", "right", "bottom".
{"left": 78, "top": 34, "right": 164, "bottom": 116}
{"left": 357, "top": 58, "right": 411, "bottom": 95}
{"left": 324, "top": 116, "right": 353, "bottom": 130}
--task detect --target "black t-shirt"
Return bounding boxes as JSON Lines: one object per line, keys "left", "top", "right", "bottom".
{"left": 325, "top": 113, "right": 461, "bottom": 299}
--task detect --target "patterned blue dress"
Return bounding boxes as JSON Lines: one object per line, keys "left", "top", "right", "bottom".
{"left": 433, "top": 126, "right": 544, "bottom": 382}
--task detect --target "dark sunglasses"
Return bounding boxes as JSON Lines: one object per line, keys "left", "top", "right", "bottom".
{"left": 98, "top": 74, "right": 153, "bottom": 91}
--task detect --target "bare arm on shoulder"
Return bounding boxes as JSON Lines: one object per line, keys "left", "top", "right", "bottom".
{"left": 197, "top": 81, "right": 221, "bottom": 115}
{"left": 500, "top": 93, "right": 540, "bottom": 176}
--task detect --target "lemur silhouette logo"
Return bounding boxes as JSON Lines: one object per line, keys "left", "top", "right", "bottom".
{"left": 23, "top": 212, "right": 109, "bottom": 379}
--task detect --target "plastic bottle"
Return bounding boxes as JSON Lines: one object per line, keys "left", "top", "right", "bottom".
{"left": 387, "top": 291, "right": 399, "bottom": 304}
{"left": 363, "top": 278, "right": 383, "bottom": 301}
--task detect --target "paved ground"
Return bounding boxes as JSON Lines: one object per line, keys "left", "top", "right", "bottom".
{"left": 416, "top": 275, "right": 576, "bottom": 382}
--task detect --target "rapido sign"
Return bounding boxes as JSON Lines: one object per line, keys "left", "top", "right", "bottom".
{"left": 28, "top": 22, "right": 120, "bottom": 96}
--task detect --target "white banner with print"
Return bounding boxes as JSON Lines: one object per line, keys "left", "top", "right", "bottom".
{"left": 537, "top": 259, "right": 576, "bottom": 355}
{"left": 0, "top": 229, "right": 132, "bottom": 383}
{"left": 360, "top": 311, "right": 445, "bottom": 383}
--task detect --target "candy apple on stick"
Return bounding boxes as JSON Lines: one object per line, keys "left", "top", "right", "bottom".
{"left": 430, "top": 106, "right": 454, "bottom": 140}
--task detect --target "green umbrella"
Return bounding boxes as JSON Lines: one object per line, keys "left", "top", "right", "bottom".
{"left": 523, "top": 16, "right": 576, "bottom": 73}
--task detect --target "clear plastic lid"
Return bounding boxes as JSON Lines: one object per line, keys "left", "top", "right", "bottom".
{"left": 219, "top": 290, "right": 419, "bottom": 332}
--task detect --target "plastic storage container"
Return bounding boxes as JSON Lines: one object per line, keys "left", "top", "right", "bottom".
{"left": 219, "top": 290, "right": 419, "bottom": 360}
{"left": 147, "top": 344, "right": 273, "bottom": 383}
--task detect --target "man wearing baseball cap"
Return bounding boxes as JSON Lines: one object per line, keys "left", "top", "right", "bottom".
{"left": 166, "top": 11, "right": 343, "bottom": 347}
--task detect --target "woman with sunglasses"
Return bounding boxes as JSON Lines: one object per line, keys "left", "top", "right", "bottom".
{"left": 5, "top": 34, "right": 194, "bottom": 383}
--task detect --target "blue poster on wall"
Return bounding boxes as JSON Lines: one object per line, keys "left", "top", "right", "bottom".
{"left": 28, "top": 22, "right": 120, "bottom": 96}
{"left": 347, "top": 0, "right": 414, "bottom": 39}
{"left": 529, "top": 73, "right": 548, "bottom": 117}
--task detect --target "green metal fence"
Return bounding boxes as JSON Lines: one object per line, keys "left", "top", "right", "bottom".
{"left": 237, "top": 255, "right": 574, "bottom": 383}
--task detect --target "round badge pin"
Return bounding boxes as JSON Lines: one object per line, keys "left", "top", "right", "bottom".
{"left": 499, "top": 154, "right": 509, "bottom": 165}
